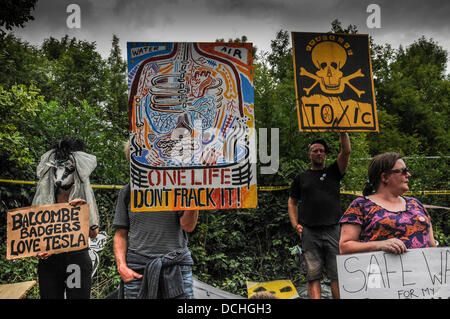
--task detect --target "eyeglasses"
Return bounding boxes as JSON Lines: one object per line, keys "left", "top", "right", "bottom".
{"left": 389, "top": 167, "right": 409, "bottom": 175}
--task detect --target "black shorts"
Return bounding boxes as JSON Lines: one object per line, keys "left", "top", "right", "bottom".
{"left": 301, "top": 224, "right": 340, "bottom": 282}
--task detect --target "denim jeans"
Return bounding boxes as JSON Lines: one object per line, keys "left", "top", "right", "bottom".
{"left": 124, "top": 265, "right": 194, "bottom": 299}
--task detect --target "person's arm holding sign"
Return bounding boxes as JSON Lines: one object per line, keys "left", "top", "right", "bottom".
{"left": 340, "top": 152, "right": 437, "bottom": 256}
{"left": 336, "top": 132, "right": 351, "bottom": 175}
{"left": 340, "top": 224, "right": 408, "bottom": 255}
{"left": 180, "top": 210, "right": 199, "bottom": 232}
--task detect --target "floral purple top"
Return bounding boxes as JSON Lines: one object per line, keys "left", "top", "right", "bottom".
{"left": 339, "top": 196, "right": 432, "bottom": 249}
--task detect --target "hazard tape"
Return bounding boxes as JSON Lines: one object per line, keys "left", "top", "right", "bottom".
{"left": 0, "top": 179, "right": 36, "bottom": 185}
{"left": 90, "top": 184, "right": 124, "bottom": 190}
{"left": 404, "top": 190, "right": 450, "bottom": 195}
{"left": 258, "top": 186, "right": 290, "bottom": 191}
{"left": 337, "top": 190, "right": 450, "bottom": 196}
{"left": 0, "top": 179, "right": 123, "bottom": 190}
{"left": 0, "top": 179, "right": 448, "bottom": 195}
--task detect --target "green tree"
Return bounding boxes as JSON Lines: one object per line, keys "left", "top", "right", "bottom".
{"left": 104, "top": 35, "right": 128, "bottom": 135}
{"left": 0, "top": 0, "right": 37, "bottom": 35}
{"left": 0, "top": 34, "right": 48, "bottom": 89}
{"left": 267, "top": 30, "right": 292, "bottom": 82}
{"left": 0, "top": 84, "right": 45, "bottom": 172}
{"left": 368, "top": 37, "right": 449, "bottom": 156}
{"left": 40, "top": 36, "right": 108, "bottom": 110}
{"left": 330, "top": 19, "right": 358, "bottom": 34}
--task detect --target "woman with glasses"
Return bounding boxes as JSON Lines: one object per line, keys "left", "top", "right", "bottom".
{"left": 339, "top": 152, "right": 437, "bottom": 255}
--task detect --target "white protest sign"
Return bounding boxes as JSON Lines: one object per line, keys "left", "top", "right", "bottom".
{"left": 337, "top": 247, "right": 450, "bottom": 299}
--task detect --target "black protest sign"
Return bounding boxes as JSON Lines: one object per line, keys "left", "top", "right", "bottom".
{"left": 292, "top": 32, "right": 378, "bottom": 132}
{"left": 7, "top": 203, "right": 90, "bottom": 259}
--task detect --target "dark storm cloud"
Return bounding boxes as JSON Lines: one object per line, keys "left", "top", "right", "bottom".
{"left": 25, "top": 0, "right": 93, "bottom": 31}
{"left": 12, "top": 0, "right": 449, "bottom": 64}
{"left": 20, "top": 0, "right": 450, "bottom": 33}
{"left": 205, "top": 0, "right": 288, "bottom": 17}
{"left": 208, "top": 0, "right": 449, "bottom": 31}
{"left": 367, "top": 0, "right": 450, "bottom": 30}
{"left": 20, "top": 0, "right": 179, "bottom": 34}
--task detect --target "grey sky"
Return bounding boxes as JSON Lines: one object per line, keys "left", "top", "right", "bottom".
{"left": 13, "top": 0, "right": 450, "bottom": 71}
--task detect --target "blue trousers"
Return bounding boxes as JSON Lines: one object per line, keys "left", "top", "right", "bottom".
{"left": 123, "top": 265, "right": 194, "bottom": 299}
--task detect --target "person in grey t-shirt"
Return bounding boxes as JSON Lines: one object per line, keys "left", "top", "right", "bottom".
{"left": 113, "top": 141, "right": 199, "bottom": 299}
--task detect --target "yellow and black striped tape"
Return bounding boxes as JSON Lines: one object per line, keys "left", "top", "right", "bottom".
{"left": 0, "top": 179, "right": 124, "bottom": 190}
{"left": 0, "top": 179, "right": 448, "bottom": 195}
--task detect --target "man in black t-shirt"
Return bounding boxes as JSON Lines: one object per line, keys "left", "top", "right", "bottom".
{"left": 288, "top": 133, "right": 351, "bottom": 299}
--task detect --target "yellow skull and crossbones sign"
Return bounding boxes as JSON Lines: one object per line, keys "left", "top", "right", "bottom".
{"left": 300, "top": 41, "right": 365, "bottom": 97}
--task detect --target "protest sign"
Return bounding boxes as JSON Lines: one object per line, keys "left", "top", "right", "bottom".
{"left": 337, "top": 247, "right": 450, "bottom": 299}
{"left": 247, "top": 280, "right": 299, "bottom": 299}
{"left": 127, "top": 42, "right": 257, "bottom": 211}
{"left": 292, "top": 32, "right": 378, "bottom": 132}
{"left": 7, "top": 203, "right": 90, "bottom": 260}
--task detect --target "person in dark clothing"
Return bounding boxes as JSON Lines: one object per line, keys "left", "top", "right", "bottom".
{"left": 113, "top": 140, "right": 199, "bottom": 299}
{"left": 288, "top": 133, "right": 351, "bottom": 299}
{"left": 33, "top": 137, "right": 99, "bottom": 299}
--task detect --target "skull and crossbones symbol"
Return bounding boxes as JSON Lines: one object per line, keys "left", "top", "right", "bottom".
{"left": 300, "top": 41, "right": 365, "bottom": 98}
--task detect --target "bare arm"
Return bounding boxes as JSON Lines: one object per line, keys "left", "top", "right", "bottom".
{"left": 114, "top": 229, "right": 142, "bottom": 281}
{"left": 423, "top": 207, "right": 438, "bottom": 247}
{"left": 428, "top": 222, "right": 438, "bottom": 247}
{"left": 288, "top": 197, "right": 303, "bottom": 237}
{"left": 339, "top": 224, "right": 407, "bottom": 255}
{"left": 336, "top": 132, "right": 351, "bottom": 175}
{"left": 180, "top": 210, "right": 199, "bottom": 232}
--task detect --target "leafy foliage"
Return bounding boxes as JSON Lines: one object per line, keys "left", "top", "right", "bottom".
{"left": 0, "top": 0, "right": 37, "bottom": 35}
{"left": 0, "top": 85, "right": 44, "bottom": 169}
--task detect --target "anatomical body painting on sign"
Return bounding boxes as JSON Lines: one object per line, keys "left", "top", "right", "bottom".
{"left": 127, "top": 42, "right": 257, "bottom": 212}
{"left": 292, "top": 32, "right": 378, "bottom": 132}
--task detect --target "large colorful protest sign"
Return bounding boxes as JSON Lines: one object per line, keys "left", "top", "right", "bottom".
{"left": 337, "top": 248, "right": 450, "bottom": 299}
{"left": 292, "top": 32, "right": 378, "bottom": 132}
{"left": 127, "top": 42, "right": 257, "bottom": 211}
{"left": 7, "top": 203, "right": 90, "bottom": 259}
